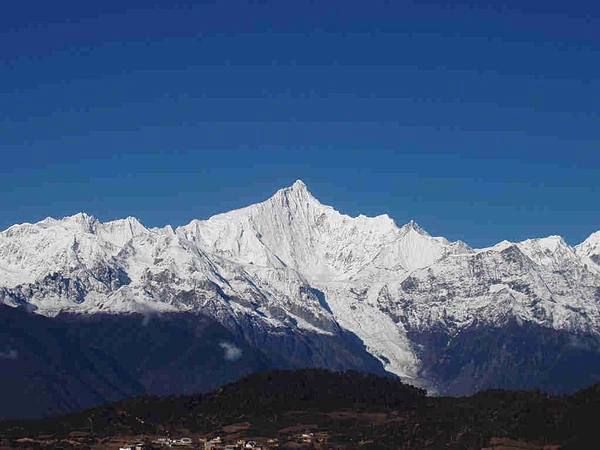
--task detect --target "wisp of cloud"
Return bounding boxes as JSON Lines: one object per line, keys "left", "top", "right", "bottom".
{"left": 219, "top": 341, "right": 242, "bottom": 362}
{"left": 0, "top": 349, "right": 18, "bottom": 360}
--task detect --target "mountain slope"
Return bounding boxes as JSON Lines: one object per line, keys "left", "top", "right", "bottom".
{"left": 1, "top": 180, "right": 599, "bottom": 402}
{"left": 0, "top": 305, "right": 143, "bottom": 419}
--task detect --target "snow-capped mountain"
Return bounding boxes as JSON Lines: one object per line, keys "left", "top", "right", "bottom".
{"left": 2, "top": 180, "right": 600, "bottom": 399}
{"left": 576, "top": 230, "right": 600, "bottom": 273}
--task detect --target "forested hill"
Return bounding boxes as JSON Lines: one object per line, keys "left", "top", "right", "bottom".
{"left": 1, "top": 369, "right": 600, "bottom": 449}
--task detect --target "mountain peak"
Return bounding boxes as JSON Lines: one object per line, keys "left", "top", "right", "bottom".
{"left": 64, "top": 212, "right": 99, "bottom": 232}
{"left": 576, "top": 230, "right": 600, "bottom": 264}
{"left": 291, "top": 179, "right": 308, "bottom": 190}
{"left": 281, "top": 179, "right": 312, "bottom": 197}
{"left": 271, "top": 179, "right": 318, "bottom": 205}
{"left": 400, "top": 220, "right": 430, "bottom": 236}
{"left": 579, "top": 230, "right": 600, "bottom": 247}
{"left": 65, "top": 212, "right": 96, "bottom": 222}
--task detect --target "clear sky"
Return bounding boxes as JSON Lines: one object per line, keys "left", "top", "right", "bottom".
{"left": 1, "top": 1, "right": 598, "bottom": 247}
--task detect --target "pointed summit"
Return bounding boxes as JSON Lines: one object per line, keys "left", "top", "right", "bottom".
{"left": 271, "top": 179, "right": 318, "bottom": 206}
{"left": 280, "top": 179, "right": 312, "bottom": 197}
{"left": 401, "top": 219, "right": 430, "bottom": 236}
{"left": 291, "top": 179, "right": 307, "bottom": 190}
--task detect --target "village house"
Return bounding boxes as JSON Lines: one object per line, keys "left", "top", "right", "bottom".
{"left": 119, "top": 443, "right": 146, "bottom": 450}
{"left": 201, "top": 436, "right": 271, "bottom": 450}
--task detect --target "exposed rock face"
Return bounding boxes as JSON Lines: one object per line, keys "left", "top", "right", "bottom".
{"left": 1, "top": 180, "right": 600, "bottom": 405}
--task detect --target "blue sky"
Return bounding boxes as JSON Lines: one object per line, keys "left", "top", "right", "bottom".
{"left": 1, "top": 1, "right": 598, "bottom": 247}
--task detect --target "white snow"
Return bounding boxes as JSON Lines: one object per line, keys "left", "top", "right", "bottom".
{"left": 0, "top": 180, "right": 599, "bottom": 383}
{"left": 576, "top": 230, "right": 600, "bottom": 272}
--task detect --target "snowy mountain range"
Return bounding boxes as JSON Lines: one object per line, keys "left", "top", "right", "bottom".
{"left": 2, "top": 180, "right": 600, "bottom": 410}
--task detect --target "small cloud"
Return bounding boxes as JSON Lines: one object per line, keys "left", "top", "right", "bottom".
{"left": 0, "top": 349, "right": 18, "bottom": 360}
{"left": 219, "top": 341, "right": 242, "bottom": 362}
{"left": 141, "top": 313, "right": 152, "bottom": 327}
{"left": 139, "top": 309, "right": 162, "bottom": 327}
{"left": 23, "top": 303, "right": 37, "bottom": 314}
